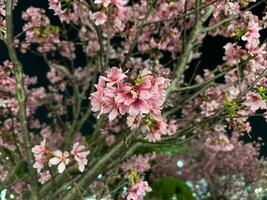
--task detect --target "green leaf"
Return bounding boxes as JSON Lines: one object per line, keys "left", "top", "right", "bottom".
{"left": 147, "top": 178, "right": 194, "bottom": 200}
{"left": 257, "top": 87, "right": 267, "bottom": 100}
{"left": 15, "top": 161, "right": 28, "bottom": 178}
{"left": 135, "top": 143, "right": 188, "bottom": 155}
{"left": 235, "top": 28, "right": 247, "bottom": 40}
{"left": 224, "top": 93, "right": 239, "bottom": 117}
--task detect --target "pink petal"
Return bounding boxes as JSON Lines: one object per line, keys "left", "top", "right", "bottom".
{"left": 109, "top": 108, "right": 118, "bottom": 121}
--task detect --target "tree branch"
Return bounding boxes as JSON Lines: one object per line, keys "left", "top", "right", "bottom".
{"left": 166, "top": 7, "right": 213, "bottom": 98}
{"left": 63, "top": 131, "right": 136, "bottom": 199}
{"left": 5, "top": 0, "right": 39, "bottom": 199}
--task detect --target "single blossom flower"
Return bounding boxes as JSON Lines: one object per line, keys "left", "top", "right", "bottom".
{"left": 243, "top": 91, "right": 266, "bottom": 111}
{"left": 102, "top": 67, "right": 127, "bottom": 86}
{"left": 146, "top": 118, "right": 168, "bottom": 142}
{"left": 33, "top": 156, "right": 48, "bottom": 173}
{"left": 38, "top": 171, "right": 51, "bottom": 184}
{"left": 92, "top": 12, "right": 108, "bottom": 26}
{"left": 49, "top": 150, "right": 70, "bottom": 173}
{"left": 32, "top": 139, "right": 48, "bottom": 157}
{"left": 71, "top": 142, "right": 90, "bottom": 172}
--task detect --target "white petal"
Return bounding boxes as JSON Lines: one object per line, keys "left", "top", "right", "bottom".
{"left": 49, "top": 157, "right": 61, "bottom": 166}
{"left": 58, "top": 162, "right": 66, "bottom": 173}
{"left": 53, "top": 150, "right": 62, "bottom": 157}
{"left": 78, "top": 163, "right": 85, "bottom": 172}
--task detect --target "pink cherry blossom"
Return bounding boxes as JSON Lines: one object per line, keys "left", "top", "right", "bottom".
{"left": 127, "top": 114, "right": 142, "bottom": 130}
{"left": 146, "top": 118, "right": 168, "bottom": 143}
{"left": 205, "top": 133, "right": 234, "bottom": 152}
{"left": 33, "top": 156, "right": 48, "bottom": 173}
{"left": 38, "top": 171, "right": 51, "bottom": 184}
{"left": 223, "top": 43, "right": 245, "bottom": 65}
{"left": 49, "top": 150, "right": 70, "bottom": 173}
{"left": 243, "top": 91, "right": 266, "bottom": 111}
{"left": 127, "top": 180, "right": 152, "bottom": 200}
{"left": 32, "top": 139, "right": 48, "bottom": 157}
{"left": 120, "top": 153, "right": 155, "bottom": 176}
{"left": 128, "top": 98, "right": 150, "bottom": 116}
{"left": 116, "top": 82, "right": 136, "bottom": 106}
{"left": 90, "top": 67, "right": 170, "bottom": 141}
{"left": 242, "top": 20, "right": 261, "bottom": 50}
{"left": 102, "top": 67, "right": 127, "bottom": 86}
{"left": 71, "top": 142, "right": 90, "bottom": 172}
{"left": 21, "top": 7, "right": 60, "bottom": 53}
{"left": 48, "top": 0, "right": 78, "bottom": 23}
{"left": 111, "top": 0, "right": 126, "bottom": 9}
{"left": 166, "top": 119, "right": 177, "bottom": 136}
{"left": 92, "top": 12, "right": 108, "bottom": 26}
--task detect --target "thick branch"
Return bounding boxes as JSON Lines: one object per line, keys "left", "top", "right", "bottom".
{"left": 5, "top": 0, "right": 39, "bottom": 199}
{"left": 166, "top": 7, "right": 213, "bottom": 97}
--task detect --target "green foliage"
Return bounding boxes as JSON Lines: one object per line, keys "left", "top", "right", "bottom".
{"left": 147, "top": 178, "right": 194, "bottom": 200}
{"left": 129, "top": 170, "right": 138, "bottom": 185}
{"left": 61, "top": 0, "right": 74, "bottom": 11}
{"left": 15, "top": 161, "right": 28, "bottom": 178}
{"left": 136, "top": 143, "right": 188, "bottom": 155}
{"left": 224, "top": 93, "right": 238, "bottom": 117}
{"left": 257, "top": 87, "right": 267, "bottom": 100}
{"left": 156, "top": 143, "right": 188, "bottom": 155}
{"left": 235, "top": 28, "right": 247, "bottom": 40}
{"left": 134, "top": 75, "right": 143, "bottom": 86}
{"left": 34, "top": 25, "right": 60, "bottom": 40}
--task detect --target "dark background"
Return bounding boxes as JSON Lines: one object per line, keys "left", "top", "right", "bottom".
{"left": 1, "top": 0, "right": 267, "bottom": 155}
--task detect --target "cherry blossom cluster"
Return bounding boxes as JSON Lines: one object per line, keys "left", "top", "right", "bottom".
{"left": 126, "top": 179, "right": 152, "bottom": 200}
{"left": 92, "top": 0, "right": 126, "bottom": 30}
{"left": 21, "top": 7, "right": 60, "bottom": 53}
{"left": 90, "top": 67, "right": 176, "bottom": 142}
{"left": 120, "top": 153, "right": 155, "bottom": 177}
{"left": 0, "top": 60, "right": 48, "bottom": 152}
{"left": 125, "top": 171, "right": 152, "bottom": 200}
{"left": 148, "top": 133, "right": 263, "bottom": 199}
{"left": 181, "top": 134, "right": 262, "bottom": 199}
{"left": 48, "top": 0, "right": 79, "bottom": 23}
{"left": 0, "top": 0, "right": 18, "bottom": 33}
{"left": 32, "top": 140, "right": 89, "bottom": 183}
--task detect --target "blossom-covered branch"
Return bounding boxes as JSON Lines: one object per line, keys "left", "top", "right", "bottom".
{"left": 0, "top": 0, "right": 266, "bottom": 199}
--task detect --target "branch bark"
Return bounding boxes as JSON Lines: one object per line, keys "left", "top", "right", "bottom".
{"left": 5, "top": 0, "right": 39, "bottom": 199}
{"left": 166, "top": 7, "right": 213, "bottom": 98}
